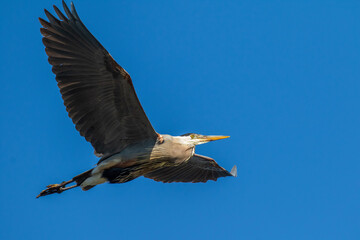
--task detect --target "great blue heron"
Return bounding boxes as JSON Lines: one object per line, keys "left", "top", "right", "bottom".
{"left": 37, "top": 1, "right": 237, "bottom": 198}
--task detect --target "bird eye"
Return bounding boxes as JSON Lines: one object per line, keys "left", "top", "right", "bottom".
{"left": 190, "top": 134, "right": 195, "bottom": 139}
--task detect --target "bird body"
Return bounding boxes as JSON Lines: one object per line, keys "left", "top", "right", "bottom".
{"left": 37, "top": 1, "right": 236, "bottom": 198}
{"left": 79, "top": 135, "right": 191, "bottom": 189}
{"left": 80, "top": 134, "right": 224, "bottom": 190}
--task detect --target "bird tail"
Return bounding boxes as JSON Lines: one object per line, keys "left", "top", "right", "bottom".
{"left": 36, "top": 169, "right": 93, "bottom": 198}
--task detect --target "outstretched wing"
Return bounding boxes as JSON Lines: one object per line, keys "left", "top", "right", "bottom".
{"left": 145, "top": 154, "right": 237, "bottom": 183}
{"left": 39, "top": 1, "right": 158, "bottom": 157}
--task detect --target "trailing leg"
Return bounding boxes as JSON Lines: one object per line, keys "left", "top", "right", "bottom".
{"left": 36, "top": 169, "right": 93, "bottom": 198}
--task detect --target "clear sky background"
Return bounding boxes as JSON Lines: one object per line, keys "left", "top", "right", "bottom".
{"left": 0, "top": 0, "right": 359, "bottom": 239}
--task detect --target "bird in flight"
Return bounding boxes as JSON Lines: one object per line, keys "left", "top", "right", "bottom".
{"left": 37, "top": 1, "right": 237, "bottom": 198}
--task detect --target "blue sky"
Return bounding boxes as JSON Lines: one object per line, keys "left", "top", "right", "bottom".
{"left": 1, "top": 0, "right": 359, "bottom": 239}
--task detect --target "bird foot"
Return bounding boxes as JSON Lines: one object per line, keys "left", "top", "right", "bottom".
{"left": 37, "top": 181, "right": 71, "bottom": 198}
{"left": 37, "top": 184, "right": 63, "bottom": 198}
{"left": 46, "top": 183, "right": 60, "bottom": 188}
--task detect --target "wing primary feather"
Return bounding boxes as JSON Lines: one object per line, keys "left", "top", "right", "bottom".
{"left": 44, "top": 9, "right": 61, "bottom": 26}
{"left": 62, "top": 0, "right": 75, "bottom": 21}
{"left": 39, "top": 17, "right": 51, "bottom": 28}
{"left": 53, "top": 5, "right": 68, "bottom": 22}
{"left": 70, "top": 2, "right": 81, "bottom": 21}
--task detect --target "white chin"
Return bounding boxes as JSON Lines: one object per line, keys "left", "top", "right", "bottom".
{"left": 193, "top": 140, "right": 208, "bottom": 145}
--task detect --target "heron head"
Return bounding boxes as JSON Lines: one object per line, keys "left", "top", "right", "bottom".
{"left": 181, "top": 133, "right": 230, "bottom": 146}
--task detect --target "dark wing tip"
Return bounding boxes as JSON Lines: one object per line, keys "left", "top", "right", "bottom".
{"left": 230, "top": 165, "right": 237, "bottom": 177}
{"left": 53, "top": 4, "right": 68, "bottom": 21}
{"left": 38, "top": 17, "right": 46, "bottom": 24}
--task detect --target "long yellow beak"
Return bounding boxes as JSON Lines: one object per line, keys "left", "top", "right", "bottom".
{"left": 203, "top": 135, "right": 230, "bottom": 142}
